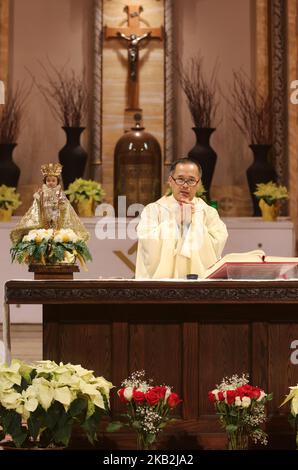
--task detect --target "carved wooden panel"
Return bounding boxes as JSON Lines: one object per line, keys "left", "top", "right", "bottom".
{"left": 38, "top": 295, "right": 298, "bottom": 449}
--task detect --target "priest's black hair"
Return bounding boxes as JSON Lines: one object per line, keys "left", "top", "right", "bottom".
{"left": 170, "top": 158, "right": 202, "bottom": 177}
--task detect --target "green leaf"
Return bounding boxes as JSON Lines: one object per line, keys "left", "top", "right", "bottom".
{"left": 44, "top": 402, "right": 63, "bottom": 430}
{"left": 11, "top": 427, "right": 28, "bottom": 448}
{"left": 106, "top": 421, "right": 123, "bottom": 432}
{"left": 3, "top": 410, "right": 22, "bottom": 436}
{"left": 68, "top": 398, "right": 87, "bottom": 418}
{"left": 28, "top": 415, "right": 41, "bottom": 441}
{"left": 82, "top": 407, "right": 101, "bottom": 445}
{"left": 53, "top": 418, "right": 73, "bottom": 447}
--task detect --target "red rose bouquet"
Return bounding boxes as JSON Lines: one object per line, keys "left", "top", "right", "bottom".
{"left": 108, "top": 370, "right": 182, "bottom": 450}
{"left": 208, "top": 373, "right": 272, "bottom": 449}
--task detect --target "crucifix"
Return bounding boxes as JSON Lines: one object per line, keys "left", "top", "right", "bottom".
{"left": 105, "top": 4, "right": 163, "bottom": 112}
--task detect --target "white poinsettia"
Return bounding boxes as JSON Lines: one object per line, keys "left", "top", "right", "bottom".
{"left": 0, "top": 359, "right": 112, "bottom": 448}
{"left": 66, "top": 363, "right": 93, "bottom": 377}
{"left": 22, "top": 385, "right": 39, "bottom": 413}
{"left": 280, "top": 385, "right": 298, "bottom": 416}
{"left": 95, "top": 376, "right": 114, "bottom": 399}
{"left": 0, "top": 361, "right": 22, "bottom": 390}
{"left": 34, "top": 360, "right": 67, "bottom": 375}
{"left": 53, "top": 386, "right": 75, "bottom": 410}
{"left": 53, "top": 228, "right": 79, "bottom": 243}
{"left": 78, "top": 381, "right": 105, "bottom": 410}
{"left": 0, "top": 389, "right": 23, "bottom": 410}
{"left": 55, "top": 372, "right": 80, "bottom": 388}
{"left": 31, "top": 377, "right": 55, "bottom": 411}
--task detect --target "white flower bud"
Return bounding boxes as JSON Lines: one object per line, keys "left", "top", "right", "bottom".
{"left": 123, "top": 386, "right": 133, "bottom": 401}
{"left": 241, "top": 396, "right": 251, "bottom": 408}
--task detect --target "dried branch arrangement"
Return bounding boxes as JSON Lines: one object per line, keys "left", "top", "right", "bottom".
{"left": 178, "top": 55, "right": 219, "bottom": 128}
{"left": 227, "top": 70, "right": 271, "bottom": 144}
{"left": 34, "top": 61, "right": 88, "bottom": 127}
{"left": 0, "top": 83, "right": 30, "bottom": 143}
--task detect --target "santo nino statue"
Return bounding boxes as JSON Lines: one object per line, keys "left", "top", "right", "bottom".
{"left": 10, "top": 163, "right": 89, "bottom": 244}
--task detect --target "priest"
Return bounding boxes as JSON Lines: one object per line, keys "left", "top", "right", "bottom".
{"left": 135, "top": 158, "right": 228, "bottom": 279}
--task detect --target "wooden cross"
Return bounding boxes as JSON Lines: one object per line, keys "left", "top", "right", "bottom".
{"left": 105, "top": 4, "right": 163, "bottom": 111}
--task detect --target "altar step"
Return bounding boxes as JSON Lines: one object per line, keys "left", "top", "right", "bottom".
{"left": 0, "top": 324, "right": 42, "bottom": 362}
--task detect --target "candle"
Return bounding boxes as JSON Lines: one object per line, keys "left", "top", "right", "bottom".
{"left": 0, "top": 81, "right": 5, "bottom": 104}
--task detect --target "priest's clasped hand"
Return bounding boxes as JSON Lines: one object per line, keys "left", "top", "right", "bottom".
{"left": 177, "top": 197, "right": 195, "bottom": 227}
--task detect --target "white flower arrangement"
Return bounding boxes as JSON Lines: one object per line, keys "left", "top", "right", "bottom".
{"left": 11, "top": 228, "right": 91, "bottom": 267}
{"left": 0, "top": 360, "right": 113, "bottom": 448}
{"left": 23, "top": 228, "right": 54, "bottom": 243}
{"left": 53, "top": 228, "right": 79, "bottom": 243}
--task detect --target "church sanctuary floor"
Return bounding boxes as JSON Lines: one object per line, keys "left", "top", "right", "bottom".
{"left": 0, "top": 324, "right": 42, "bottom": 362}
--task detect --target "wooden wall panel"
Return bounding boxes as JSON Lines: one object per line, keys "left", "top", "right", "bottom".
{"left": 251, "top": 322, "right": 268, "bottom": 392}
{"left": 58, "top": 323, "right": 111, "bottom": 377}
{"left": 129, "top": 323, "right": 181, "bottom": 400}
{"left": 199, "top": 323, "right": 250, "bottom": 416}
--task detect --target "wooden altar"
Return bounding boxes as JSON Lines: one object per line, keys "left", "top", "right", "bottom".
{"left": 4, "top": 279, "right": 298, "bottom": 450}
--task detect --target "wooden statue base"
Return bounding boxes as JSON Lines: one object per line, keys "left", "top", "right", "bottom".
{"left": 28, "top": 264, "right": 79, "bottom": 280}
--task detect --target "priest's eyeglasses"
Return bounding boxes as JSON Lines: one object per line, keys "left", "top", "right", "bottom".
{"left": 171, "top": 176, "right": 199, "bottom": 187}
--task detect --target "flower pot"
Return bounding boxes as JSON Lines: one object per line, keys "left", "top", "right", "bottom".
{"left": 259, "top": 199, "right": 280, "bottom": 221}
{"left": 0, "top": 207, "right": 12, "bottom": 221}
{"left": 246, "top": 145, "right": 276, "bottom": 216}
{"left": 58, "top": 127, "right": 88, "bottom": 190}
{"left": 187, "top": 127, "right": 217, "bottom": 201}
{"left": 75, "top": 198, "right": 94, "bottom": 217}
{"left": 0, "top": 143, "right": 20, "bottom": 187}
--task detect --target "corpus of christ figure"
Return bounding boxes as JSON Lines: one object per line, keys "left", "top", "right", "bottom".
{"left": 105, "top": 4, "right": 163, "bottom": 111}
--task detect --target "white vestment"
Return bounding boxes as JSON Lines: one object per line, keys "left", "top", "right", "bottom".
{"left": 135, "top": 195, "right": 228, "bottom": 279}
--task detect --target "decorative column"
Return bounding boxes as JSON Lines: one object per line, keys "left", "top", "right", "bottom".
{"left": 164, "top": 0, "right": 174, "bottom": 179}
{"left": 287, "top": 0, "right": 298, "bottom": 248}
{"left": 90, "top": 0, "right": 103, "bottom": 182}
{"left": 269, "top": 0, "right": 288, "bottom": 186}
{"left": 255, "top": 0, "right": 269, "bottom": 97}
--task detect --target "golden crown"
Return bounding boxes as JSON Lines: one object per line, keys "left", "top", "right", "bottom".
{"left": 41, "top": 163, "right": 62, "bottom": 177}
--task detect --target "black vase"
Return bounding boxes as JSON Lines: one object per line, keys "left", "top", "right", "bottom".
{"left": 0, "top": 143, "right": 20, "bottom": 187}
{"left": 188, "top": 127, "right": 217, "bottom": 200}
{"left": 246, "top": 144, "right": 277, "bottom": 217}
{"left": 58, "top": 127, "right": 88, "bottom": 189}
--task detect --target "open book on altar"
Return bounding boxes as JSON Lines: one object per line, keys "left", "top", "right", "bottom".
{"left": 204, "top": 250, "right": 298, "bottom": 280}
